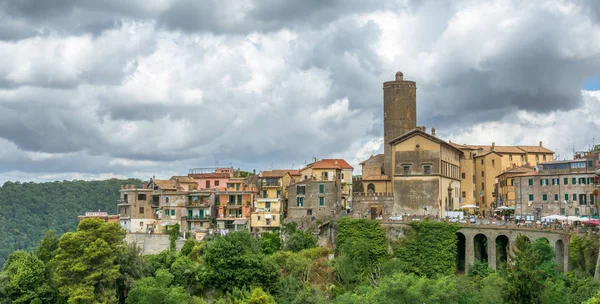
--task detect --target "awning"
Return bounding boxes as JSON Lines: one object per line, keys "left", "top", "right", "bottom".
{"left": 232, "top": 219, "right": 248, "bottom": 225}
{"left": 160, "top": 221, "right": 177, "bottom": 226}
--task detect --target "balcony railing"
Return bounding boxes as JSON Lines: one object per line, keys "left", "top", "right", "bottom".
{"left": 262, "top": 181, "right": 281, "bottom": 187}
{"left": 184, "top": 215, "right": 210, "bottom": 221}
{"left": 117, "top": 199, "right": 130, "bottom": 205}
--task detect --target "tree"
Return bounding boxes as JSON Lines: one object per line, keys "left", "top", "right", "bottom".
{"left": 166, "top": 223, "right": 181, "bottom": 252}
{"left": 126, "top": 269, "right": 191, "bottom": 304}
{"left": 503, "top": 235, "right": 545, "bottom": 304}
{"left": 259, "top": 232, "right": 281, "bottom": 255}
{"left": 36, "top": 230, "right": 59, "bottom": 264}
{"left": 570, "top": 235, "right": 597, "bottom": 276}
{"left": 116, "top": 244, "right": 149, "bottom": 303}
{"left": 0, "top": 250, "right": 49, "bottom": 304}
{"left": 286, "top": 231, "right": 316, "bottom": 252}
{"left": 204, "top": 231, "right": 279, "bottom": 293}
{"left": 54, "top": 218, "right": 126, "bottom": 303}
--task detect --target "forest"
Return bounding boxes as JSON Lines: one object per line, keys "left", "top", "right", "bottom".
{"left": 0, "top": 179, "right": 142, "bottom": 267}
{"left": 2, "top": 217, "right": 600, "bottom": 303}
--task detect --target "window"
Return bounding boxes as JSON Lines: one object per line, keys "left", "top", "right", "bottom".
{"left": 462, "top": 191, "right": 466, "bottom": 198}
{"left": 573, "top": 194, "right": 577, "bottom": 201}
{"left": 461, "top": 173, "right": 465, "bottom": 179}
{"left": 564, "top": 178, "right": 568, "bottom": 185}
{"left": 215, "top": 180, "right": 219, "bottom": 186}
{"left": 481, "top": 171, "right": 484, "bottom": 177}
{"left": 492, "top": 159, "right": 495, "bottom": 167}
{"left": 139, "top": 207, "right": 144, "bottom": 214}
{"left": 481, "top": 159, "right": 484, "bottom": 165}
{"left": 164, "top": 209, "right": 169, "bottom": 216}
{"left": 575, "top": 208, "right": 580, "bottom": 215}
{"left": 541, "top": 179, "right": 548, "bottom": 186}
{"left": 565, "top": 194, "right": 569, "bottom": 201}
{"left": 536, "top": 155, "right": 539, "bottom": 161}
{"left": 297, "top": 185, "right": 306, "bottom": 195}
{"left": 277, "top": 190, "right": 281, "bottom": 198}
{"left": 509, "top": 155, "right": 513, "bottom": 161}
{"left": 403, "top": 165, "right": 411, "bottom": 175}
{"left": 265, "top": 202, "right": 271, "bottom": 209}
{"left": 481, "top": 183, "right": 485, "bottom": 190}
{"left": 554, "top": 194, "right": 559, "bottom": 201}
{"left": 257, "top": 215, "right": 261, "bottom": 221}
{"left": 138, "top": 193, "right": 146, "bottom": 200}
{"left": 552, "top": 178, "right": 559, "bottom": 185}
{"left": 307, "top": 209, "right": 312, "bottom": 216}
{"left": 205, "top": 181, "right": 210, "bottom": 188}
{"left": 140, "top": 221, "right": 144, "bottom": 227}
{"left": 591, "top": 194, "right": 595, "bottom": 205}
{"left": 321, "top": 172, "right": 328, "bottom": 180}
{"left": 171, "top": 209, "right": 175, "bottom": 216}
{"left": 319, "top": 197, "right": 325, "bottom": 206}
{"left": 529, "top": 194, "right": 534, "bottom": 201}
{"left": 237, "top": 195, "right": 242, "bottom": 204}
{"left": 319, "top": 184, "right": 325, "bottom": 193}
{"left": 521, "top": 155, "right": 524, "bottom": 161}
{"left": 543, "top": 155, "right": 547, "bottom": 161}
{"left": 165, "top": 197, "right": 169, "bottom": 203}
{"left": 572, "top": 178, "right": 576, "bottom": 185}
{"left": 509, "top": 179, "right": 514, "bottom": 186}
{"left": 528, "top": 179, "right": 533, "bottom": 186}
{"left": 273, "top": 215, "right": 277, "bottom": 221}
{"left": 227, "top": 183, "right": 234, "bottom": 188}
{"left": 424, "top": 165, "right": 431, "bottom": 175}
{"left": 341, "top": 173, "right": 345, "bottom": 180}
{"left": 229, "top": 195, "right": 235, "bottom": 204}
{"left": 296, "top": 196, "right": 304, "bottom": 207}
{"left": 263, "top": 190, "right": 268, "bottom": 198}
{"left": 542, "top": 194, "right": 547, "bottom": 201}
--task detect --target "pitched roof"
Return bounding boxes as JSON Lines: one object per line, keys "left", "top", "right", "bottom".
{"left": 359, "top": 154, "right": 384, "bottom": 166}
{"left": 313, "top": 158, "right": 354, "bottom": 169}
{"left": 188, "top": 173, "right": 231, "bottom": 179}
{"left": 170, "top": 176, "right": 196, "bottom": 183}
{"left": 389, "top": 128, "right": 463, "bottom": 154}
{"left": 259, "top": 169, "right": 297, "bottom": 178}
{"left": 516, "top": 145, "right": 554, "bottom": 153}
{"left": 150, "top": 180, "right": 177, "bottom": 190}
{"left": 512, "top": 171, "right": 540, "bottom": 177}
{"left": 497, "top": 166, "right": 536, "bottom": 177}
{"left": 473, "top": 150, "right": 502, "bottom": 158}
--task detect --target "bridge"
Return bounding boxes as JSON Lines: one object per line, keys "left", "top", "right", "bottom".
{"left": 380, "top": 221, "right": 588, "bottom": 274}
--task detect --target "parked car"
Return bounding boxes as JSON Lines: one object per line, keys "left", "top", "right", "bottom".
{"left": 470, "top": 216, "right": 476, "bottom": 224}
{"left": 389, "top": 215, "right": 403, "bottom": 221}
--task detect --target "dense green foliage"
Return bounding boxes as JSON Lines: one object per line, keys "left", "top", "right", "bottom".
{"left": 0, "top": 178, "right": 142, "bottom": 267}
{"left": 395, "top": 220, "right": 460, "bottom": 277}
{"left": 2, "top": 205, "right": 600, "bottom": 303}
{"left": 570, "top": 234, "right": 598, "bottom": 276}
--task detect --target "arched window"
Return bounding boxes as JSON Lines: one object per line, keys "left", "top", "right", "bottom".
{"left": 367, "top": 183, "right": 375, "bottom": 193}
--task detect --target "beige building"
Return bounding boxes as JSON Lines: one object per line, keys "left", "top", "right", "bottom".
{"left": 496, "top": 166, "right": 536, "bottom": 207}
{"left": 250, "top": 198, "right": 282, "bottom": 233}
{"left": 390, "top": 128, "right": 462, "bottom": 217}
{"left": 297, "top": 159, "right": 353, "bottom": 209}
{"left": 118, "top": 184, "right": 155, "bottom": 233}
{"left": 360, "top": 154, "right": 392, "bottom": 194}
{"left": 450, "top": 142, "right": 554, "bottom": 216}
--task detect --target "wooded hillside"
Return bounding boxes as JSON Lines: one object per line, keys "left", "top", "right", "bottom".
{"left": 0, "top": 178, "right": 141, "bottom": 267}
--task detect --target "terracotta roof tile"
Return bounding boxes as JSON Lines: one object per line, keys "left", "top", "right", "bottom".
{"left": 312, "top": 159, "right": 354, "bottom": 170}
{"left": 151, "top": 180, "right": 177, "bottom": 190}
{"left": 188, "top": 173, "right": 231, "bottom": 179}
{"left": 516, "top": 145, "right": 554, "bottom": 153}
{"left": 362, "top": 175, "right": 391, "bottom": 181}
{"left": 170, "top": 176, "right": 196, "bottom": 183}
{"left": 259, "top": 170, "right": 296, "bottom": 177}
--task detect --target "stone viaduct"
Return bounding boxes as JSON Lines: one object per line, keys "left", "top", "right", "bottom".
{"left": 381, "top": 222, "right": 574, "bottom": 274}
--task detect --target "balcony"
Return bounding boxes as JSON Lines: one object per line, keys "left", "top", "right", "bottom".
{"left": 117, "top": 199, "right": 130, "bottom": 206}
{"left": 217, "top": 214, "right": 247, "bottom": 220}
{"left": 262, "top": 181, "right": 281, "bottom": 188}
{"left": 253, "top": 207, "right": 280, "bottom": 213}
{"left": 186, "top": 200, "right": 211, "bottom": 207}
{"left": 183, "top": 215, "right": 210, "bottom": 221}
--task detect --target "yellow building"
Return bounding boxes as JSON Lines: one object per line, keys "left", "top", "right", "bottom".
{"left": 390, "top": 129, "right": 462, "bottom": 217}
{"left": 360, "top": 154, "right": 393, "bottom": 194}
{"left": 258, "top": 170, "right": 298, "bottom": 199}
{"left": 298, "top": 159, "right": 354, "bottom": 209}
{"left": 450, "top": 141, "right": 554, "bottom": 216}
{"left": 250, "top": 198, "right": 282, "bottom": 234}
{"left": 496, "top": 166, "right": 536, "bottom": 208}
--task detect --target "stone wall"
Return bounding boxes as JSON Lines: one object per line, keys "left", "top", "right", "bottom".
{"left": 394, "top": 178, "right": 440, "bottom": 216}
{"left": 125, "top": 233, "right": 185, "bottom": 255}
{"left": 351, "top": 193, "right": 394, "bottom": 219}
{"left": 287, "top": 180, "right": 341, "bottom": 221}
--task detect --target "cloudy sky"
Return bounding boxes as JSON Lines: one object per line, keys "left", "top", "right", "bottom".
{"left": 1, "top": 0, "right": 600, "bottom": 183}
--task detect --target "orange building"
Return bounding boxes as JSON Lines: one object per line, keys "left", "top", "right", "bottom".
{"left": 216, "top": 177, "right": 257, "bottom": 231}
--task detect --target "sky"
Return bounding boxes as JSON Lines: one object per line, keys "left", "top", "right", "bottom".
{"left": 1, "top": 0, "right": 600, "bottom": 183}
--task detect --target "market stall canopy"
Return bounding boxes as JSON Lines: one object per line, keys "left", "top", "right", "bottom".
{"left": 460, "top": 204, "right": 479, "bottom": 209}
{"left": 583, "top": 219, "right": 600, "bottom": 226}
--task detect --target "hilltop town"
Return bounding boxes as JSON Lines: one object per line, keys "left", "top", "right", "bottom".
{"left": 81, "top": 72, "right": 600, "bottom": 246}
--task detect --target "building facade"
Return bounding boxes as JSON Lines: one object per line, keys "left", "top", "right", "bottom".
{"left": 250, "top": 198, "right": 283, "bottom": 233}
{"left": 215, "top": 178, "right": 257, "bottom": 231}
{"left": 390, "top": 128, "right": 462, "bottom": 218}
{"left": 514, "top": 159, "right": 599, "bottom": 218}
{"left": 287, "top": 179, "right": 342, "bottom": 221}
{"left": 118, "top": 184, "right": 155, "bottom": 233}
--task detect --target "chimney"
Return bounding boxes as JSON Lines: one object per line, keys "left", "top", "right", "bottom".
{"left": 492, "top": 142, "right": 495, "bottom": 149}
{"left": 423, "top": 126, "right": 427, "bottom": 133}
{"left": 431, "top": 127, "right": 436, "bottom": 136}
{"left": 539, "top": 141, "right": 543, "bottom": 147}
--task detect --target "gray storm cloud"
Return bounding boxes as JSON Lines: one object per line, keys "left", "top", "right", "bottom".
{"left": 0, "top": 0, "right": 599, "bottom": 182}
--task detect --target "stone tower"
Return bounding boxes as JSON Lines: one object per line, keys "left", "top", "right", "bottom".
{"left": 383, "top": 71, "right": 417, "bottom": 176}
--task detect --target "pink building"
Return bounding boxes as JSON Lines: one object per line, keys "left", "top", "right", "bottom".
{"left": 189, "top": 167, "right": 234, "bottom": 190}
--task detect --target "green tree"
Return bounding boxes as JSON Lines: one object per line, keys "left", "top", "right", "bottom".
{"left": 259, "top": 232, "right": 281, "bottom": 255}
{"left": 570, "top": 235, "right": 597, "bottom": 276}
{"left": 395, "top": 221, "right": 460, "bottom": 277}
{"left": 503, "top": 235, "right": 545, "bottom": 304}
{"left": 166, "top": 223, "right": 181, "bottom": 252}
{"left": 170, "top": 254, "right": 203, "bottom": 294}
{"left": 286, "top": 231, "right": 316, "bottom": 252}
{"left": 126, "top": 269, "right": 191, "bottom": 304}
{"left": 204, "top": 231, "right": 279, "bottom": 293}
{"left": 0, "top": 250, "right": 50, "bottom": 304}
{"left": 54, "top": 218, "right": 126, "bottom": 303}
{"left": 36, "top": 230, "right": 59, "bottom": 264}
{"left": 116, "top": 244, "right": 149, "bottom": 303}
